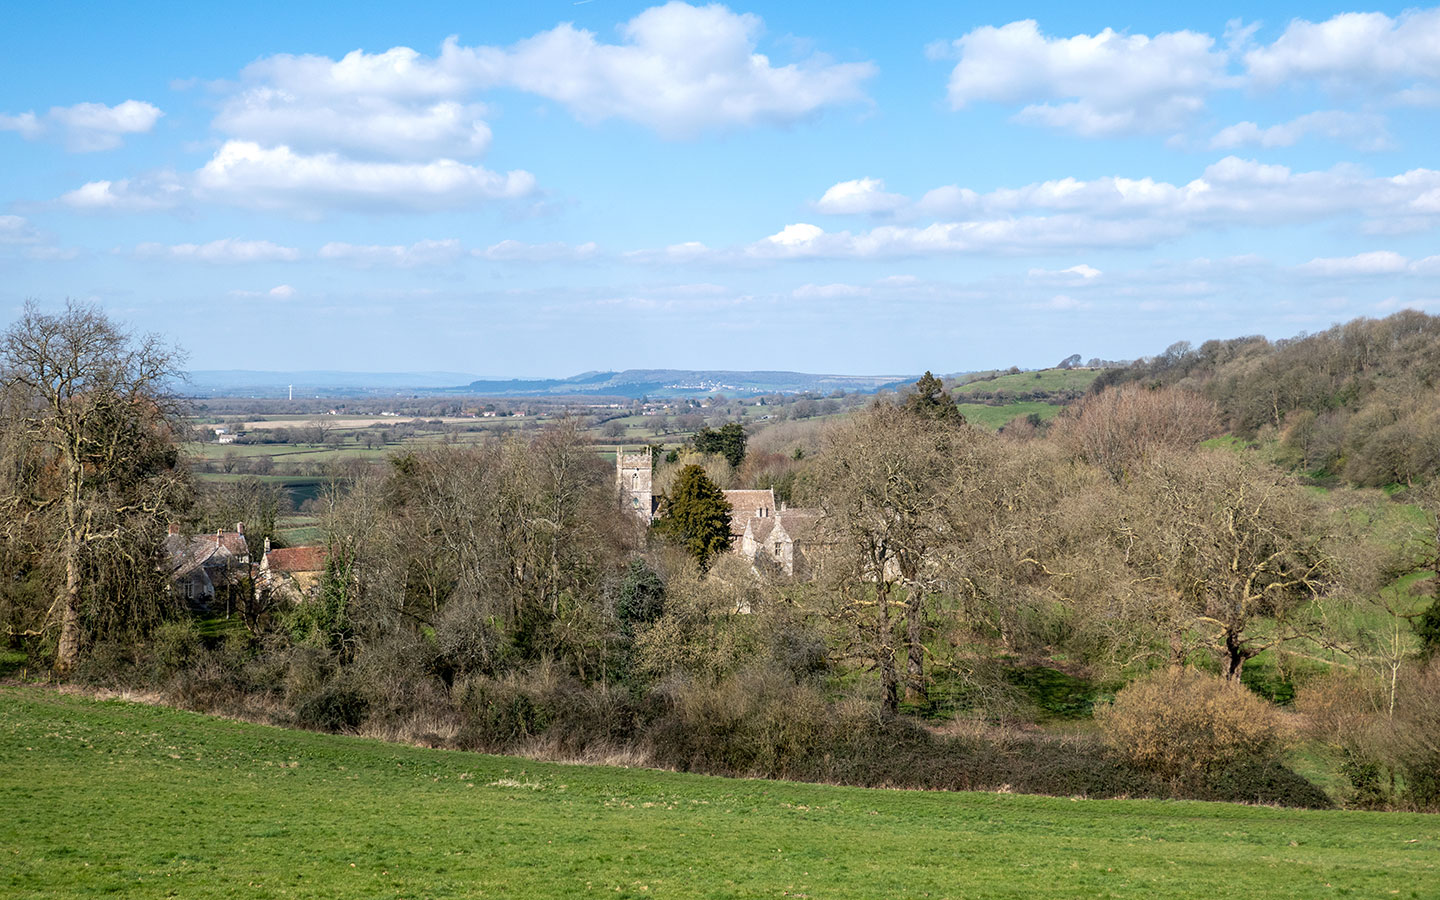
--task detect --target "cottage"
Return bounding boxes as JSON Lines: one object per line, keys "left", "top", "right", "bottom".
{"left": 166, "top": 523, "right": 250, "bottom": 608}
{"left": 256, "top": 541, "right": 329, "bottom": 605}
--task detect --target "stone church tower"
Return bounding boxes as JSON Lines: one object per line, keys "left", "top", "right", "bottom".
{"left": 616, "top": 446, "right": 655, "bottom": 523}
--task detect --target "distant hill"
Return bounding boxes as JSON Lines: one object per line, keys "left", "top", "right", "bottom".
{"left": 455, "top": 369, "right": 914, "bottom": 398}
{"left": 184, "top": 370, "right": 488, "bottom": 395}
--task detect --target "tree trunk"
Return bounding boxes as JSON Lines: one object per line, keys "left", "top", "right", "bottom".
{"left": 876, "top": 580, "right": 898, "bottom": 715}
{"left": 1221, "top": 629, "right": 1247, "bottom": 682}
{"left": 904, "top": 590, "right": 926, "bottom": 706}
{"left": 54, "top": 483, "right": 82, "bottom": 678}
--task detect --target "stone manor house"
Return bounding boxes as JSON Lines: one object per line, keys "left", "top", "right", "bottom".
{"left": 616, "top": 446, "right": 828, "bottom": 578}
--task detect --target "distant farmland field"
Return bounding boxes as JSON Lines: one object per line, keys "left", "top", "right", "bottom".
{"left": 2, "top": 687, "right": 1434, "bottom": 900}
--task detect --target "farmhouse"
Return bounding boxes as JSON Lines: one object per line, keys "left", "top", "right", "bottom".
{"left": 166, "top": 523, "right": 250, "bottom": 607}
{"left": 256, "top": 540, "right": 329, "bottom": 605}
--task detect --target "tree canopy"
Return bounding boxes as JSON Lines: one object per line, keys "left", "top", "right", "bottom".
{"left": 693, "top": 422, "right": 747, "bottom": 468}
{"left": 655, "top": 464, "right": 733, "bottom": 569}
{"left": 904, "top": 371, "right": 965, "bottom": 425}
{"left": 0, "top": 301, "right": 186, "bottom": 675}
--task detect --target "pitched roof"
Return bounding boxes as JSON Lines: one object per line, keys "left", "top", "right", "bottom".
{"left": 264, "top": 545, "right": 329, "bottom": 574}
{"left": 168, "top": 532, "right": 247, "bottom": 579}
{"left": 722, "top": 489, "right": 776, "bottom": 537}
{"left": 746, "top": 516, "right": 777, "bottom": 545}
{"left": 774, "top": 509, "right": 826, "bottom": 542}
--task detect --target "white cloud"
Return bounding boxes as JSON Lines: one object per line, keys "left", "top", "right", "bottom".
{"left": 814, "top": 178, "right": 907, "bottom": 215}
{"left": 216, "top": 91, "right": 492, "bottom": 160}
{"left": 1296, "top": 251, "right": 1435, "bottom": 276}
{"left": 0, "top": 112, "right": 42, "bottom": 139}
{"left": 1210, "top": 110, "right": 1392, "bottom": 150}
{"left": 0, "top": 100, "right": 162, "bottom": 151}
{"left": 1245, "top": 9, "right": 1440, "bottom": 92}
{"left": 221, "top": 3, "right": 871, "bottom": 146}
{"left": 1028, "top": 264, "right": 1102, "bottom": 282}
{"left": 632, "top": 158, "right": 1440, "bottom": 262}
{"left": 229, "top": 284, "right": 298, "bottom": 299}
{"left": 319, "top": 239, "right": 465, "bottom": 267}
{"left": 477, "top": 239, "right": 600, "bottom": 262}
{"left": 456, "top": 2, "right": 874, "bottom": 136}
{"left": 134, "top": 239, "right": 300, "bottom": 264}
{"left": 59, "top": 174, "right": 184, "bottom": 211}
{"left": 0, "top": 215, "right": 38, "bottom": 244}
{"left": 193, "top": 141, "right": 534, "bottom": 213}
{"left": 941, "top": 20, "right": 1229, "bottom": 136}
{"left": 860, "top": 157, "right": 1440, "bottom": 231}
{"left": 792, "top": 282, "right": 869, "bottom": 299}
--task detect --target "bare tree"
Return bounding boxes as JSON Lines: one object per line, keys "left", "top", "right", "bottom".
{"left": 816, "top": 401, "right": 971, "bottom": 712}
{"left": 1127, "top": 450, "right": 1335, "bottom": 680}
{"left": 0, "top": 301, "right": 186, "bottom": 675}
{"left": 1058, "top": 384, "right": 1219, "bottom": 481}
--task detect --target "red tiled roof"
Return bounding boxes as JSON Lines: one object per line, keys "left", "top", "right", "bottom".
{"left": 265, "top": 546, "right": 329, "bottom": 574}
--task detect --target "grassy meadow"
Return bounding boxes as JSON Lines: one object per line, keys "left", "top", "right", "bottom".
{"left": 2, "top": 686, "right": 1435, "bottom": 900}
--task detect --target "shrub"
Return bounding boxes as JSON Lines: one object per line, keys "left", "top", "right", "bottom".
{"left": 1096, "top": 668, "right": 1290, "bottom": 781}
{"left": 294, "top": 677, "right": 370, "bottom": 732}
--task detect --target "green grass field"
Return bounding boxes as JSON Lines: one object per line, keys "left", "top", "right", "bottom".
{"left": 954, "top": 369, "right": 1101, "bottom": 395}
{"left": 2, "top": 687, "right": 1435, "bottom": 899}
{"left": 956, "top": 401, "right": 1065, "bottom": 430}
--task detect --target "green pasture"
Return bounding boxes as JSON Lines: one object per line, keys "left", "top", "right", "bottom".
{"left": 957, "top": 401, "right": 1065, "bottom": 430}
{"left": 955, "top": 368, "right": 1100, "bottom": 395}
{"left": 2, "top": 687, "right": 1435, "bottom": 900}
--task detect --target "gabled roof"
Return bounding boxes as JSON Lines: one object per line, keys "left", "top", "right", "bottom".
{"left": 722, "top": 489, "right": 776, "bottom": 537}
{"left": 773, "top": 509, "right": 826, "bottom": 542}
{"left": 168, "top": 532, "right": 247, "bottom": 579}
{"left": 264, "top": 545, "right": 329, "bottom": 574}
{"left": 745, "top": 516, "right": 777, "bottom": 545}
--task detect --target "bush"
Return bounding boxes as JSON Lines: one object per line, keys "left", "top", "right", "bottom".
{"left": 294, "top": 677, "right": 370, "bottom": 732}
{"left": 1096, "top": 668, "right": 1290, "bottom": 781}
{"left": 647, "top": 668, "right": 829, "bottom": 777}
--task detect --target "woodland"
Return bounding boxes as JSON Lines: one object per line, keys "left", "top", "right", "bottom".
{"left": 2, "top": 302, "right": 1438, "bottom": 812}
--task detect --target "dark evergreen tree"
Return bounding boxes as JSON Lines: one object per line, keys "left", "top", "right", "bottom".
{"left": 654, "top": 464, "right": 733, "bottom": 568}
{"left": 693, "top": 422, "right": 747, "bottom": 468}
{"left": 904, "top": 371, "right": 965, "bottom": 425}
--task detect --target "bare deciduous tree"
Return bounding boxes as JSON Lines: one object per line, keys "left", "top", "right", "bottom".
{"left": 0, "top": 301, "right": 186, "bottom": 675}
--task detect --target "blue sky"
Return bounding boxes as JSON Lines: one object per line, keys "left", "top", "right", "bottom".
{"left": 2, "top": 1, "right": 1438, "bottom": 376}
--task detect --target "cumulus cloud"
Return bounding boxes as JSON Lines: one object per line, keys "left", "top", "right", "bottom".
{"left": 477, "top": 239, "right": 600, "bottom": 262}
{"left": 935, "top": 10, "right": 1440, "bottom": 141}
{"left": 456, "top": 2, "right": 874, "bottom": 136}
{"left": 940, "top": 20, "right": 1229, "bottom": 136}
{"left": 134, "top": 239, "right": 301, "bottom": 264}
{"left": 59, "top": 174, "right": 185, "bottom": 211}
{"left": 844, "top": 157, "right": 1440, "bottom": 232}
{"left": 218, "top": 3, "right": 872, "bottom": 149}
{"left": 1245, "top": 9, "right": 1440, "bottom": 92}
{"left": 319, "top": 239, "right": 465, "bottom": 267}
{"left": 0, "top": 100, "right": 162, "bottom": 151}
{"left": 639, "top": 158, "right": 1440, "bottom": 263}
{"left": 216, "top": 91, "right": 492, "bottom": 160}
{"left": 192, "top": 141, "right": 534, "bottom": 212}
{"left": 1210, "top": 110, "right": 1392, "bottom": 150}
{"left": 814, "top": 178, "right": 907, "bottom": 215}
